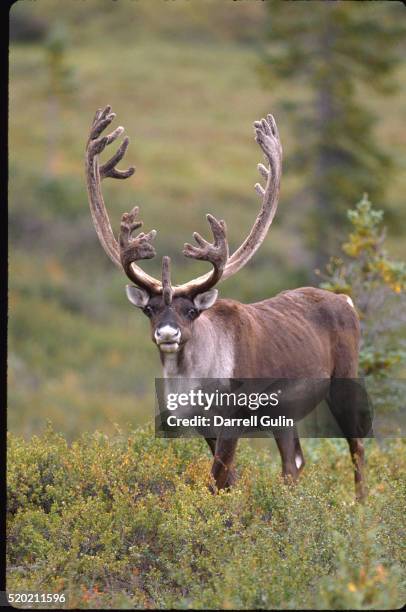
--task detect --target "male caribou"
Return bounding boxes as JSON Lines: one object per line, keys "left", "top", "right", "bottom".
{"left": 85, "top": 106, "right": 366, "bottom": 501}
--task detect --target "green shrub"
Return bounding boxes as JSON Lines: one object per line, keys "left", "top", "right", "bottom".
{"left": 319, "top": 194, "right": 406, "bottom": 378}
{"left": 7, "top": 427, "right": 405, "bottom": 609}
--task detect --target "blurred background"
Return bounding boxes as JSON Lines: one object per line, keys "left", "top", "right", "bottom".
{"left": 9, "top": 0, "right": 406, "bottom": 439}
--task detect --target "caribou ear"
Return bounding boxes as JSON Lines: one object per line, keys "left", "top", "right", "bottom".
{"left": 193, "top": 289, "right": 218, "bottom": 311}
{"left": 125, "top": 285, "right": 150, "bottom": 308}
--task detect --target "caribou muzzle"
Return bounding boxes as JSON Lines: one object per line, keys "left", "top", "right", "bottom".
{"left": 154, "top": 325, "right": 181, "bottom": 353}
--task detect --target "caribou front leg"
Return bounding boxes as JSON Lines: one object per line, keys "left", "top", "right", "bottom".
{"left": 205, "top": 438, "right": 216, "bottom": 456}
{"left": 209, "top": 437, "right": 238, "bottom": 492}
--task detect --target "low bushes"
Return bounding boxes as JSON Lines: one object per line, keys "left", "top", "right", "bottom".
{"left": 7, "top": 426, "right": 405, "bottom": 609}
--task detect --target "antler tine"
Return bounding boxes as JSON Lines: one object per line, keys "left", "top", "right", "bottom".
{"left": 87, "top": 107, "right": 135, "bottom": 181}
{"left": 85, "top": 105, "right": 163, "bottom": 293}
{"left": 162, "top": 256, "right": 173, "bottom": 305}
{"left": 178, "top": 214, "right": 228, "bottom": 296}
{"left": 119, "top": 206, "right": 161, "bottom": 293}
{"left": 100, "top": 137, "right": 135, "bottom": 180}
{"left": 257, "top": 162, "right": 269, "bottom": 181}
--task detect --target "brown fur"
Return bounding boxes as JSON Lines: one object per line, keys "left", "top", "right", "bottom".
{"left": 201, "top": 288, "right": 365, "bottom": 500}
{"left": 206, "top": 287, "right": 360, "bottom": 378}
{"left": 146, "top": 286, "right": 366, "bottom": 501}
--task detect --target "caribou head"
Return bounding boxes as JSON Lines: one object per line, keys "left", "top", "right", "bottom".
{"left": 123, "top": 213, "right": 227, "bottom": 353}
{"left": 126, "top": 282, "right": 220, "bottom": 354}
{"left": 85, "top": 105, "right": 282, "bottom": 356}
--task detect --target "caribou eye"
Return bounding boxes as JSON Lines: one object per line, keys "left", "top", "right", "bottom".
{"left": 187, "top": 307, "right": 198, "bottom": 319}
{"left": 144, "top": 305, "right": 153, "bottom": 317}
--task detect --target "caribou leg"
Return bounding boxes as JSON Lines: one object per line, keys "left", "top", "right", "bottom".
{"left": 209, "top": 438, "right": 238, "bottom": 492}
{"left": 274, "top": 429, "right": 301, "bottom": 483}
{"left": 205, "top": 438, "right": 216, "bottom": 456}
{"left": 294, "top": 435, "right": 305, "bottom": 474}
{"left": 347, "top": 438, "right": 366, "bottom": 502}
{"left": 326, "top": 379, "right": 368, "bottom": 502}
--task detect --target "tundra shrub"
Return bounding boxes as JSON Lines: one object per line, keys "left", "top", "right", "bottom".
{"left": 7, "top": 427, "right": 405, "bottom": 609}
{"left": 319, "top": 194, "right": 406, "bottom": 378}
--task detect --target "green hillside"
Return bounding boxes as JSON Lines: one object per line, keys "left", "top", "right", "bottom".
{"left": 9, "top": 1, "right": 406, "bottom": 438}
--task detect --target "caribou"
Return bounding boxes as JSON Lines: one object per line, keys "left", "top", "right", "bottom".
{"left": 85, "top": 106, "right": 366, "bottom": 501}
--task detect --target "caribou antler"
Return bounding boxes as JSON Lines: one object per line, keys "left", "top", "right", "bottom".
{"left": 86, "top": 108, "right": 282, "bottom": 298}
{"left": 174, "top": 114, "right": 282, "bottom": 294}
{"left": 119, "top": 206, "right": 162, "bottom": 293}
{"left": 161, "top": 256, "right": 173, "bottom": 305}
{"left": 222, "top": 114, "right": 282, "bottom": 279}
{"left": 85, "top": 105, "right": 163, "bottom": 293}
{"left": 181, "top": 214, "right": 228, "bottom": 295}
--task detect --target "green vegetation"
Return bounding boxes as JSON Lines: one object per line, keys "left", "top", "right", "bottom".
{"left": 8, "top": 3, "right": 406, "bottom": 609}
{"left": 7, "top": 428, "right": 406, "bottom": 609}
{"left": 8, "top": 1, "right": 406, "bottom": 439}
{"left": 9, "top": 1, "right": 299, "bottom": 440}
{"left": 260, "top": 1, "right": 405, "bottom": 266}
{"left": 320, "top": 195, "right": 406, "bottom": 378}
{"left": 319, "top": 195, "right": 406, "bottom": 433}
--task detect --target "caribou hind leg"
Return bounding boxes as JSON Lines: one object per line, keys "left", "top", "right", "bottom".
{"left": 347, "top": 438, "right": 366, "bottom": 502}
{"left": 294, "top": 435, "right": 305, "bottom": 474}
{"left": 274, "top": 424, "right": 305, "bottom": 484}
{"left": 275, "top": 429, "right": 302, "bottom": 483}
{"left": 326, "top": 378, "right": 369, "bottom": 502}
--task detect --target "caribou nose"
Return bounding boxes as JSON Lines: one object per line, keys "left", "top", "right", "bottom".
{"left": 155, "top": 325, "right": 181, "bottom": 344}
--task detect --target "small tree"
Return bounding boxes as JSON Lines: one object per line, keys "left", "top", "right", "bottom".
{"left": 318, "top": 194, "right": 406, "bottom": 378}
